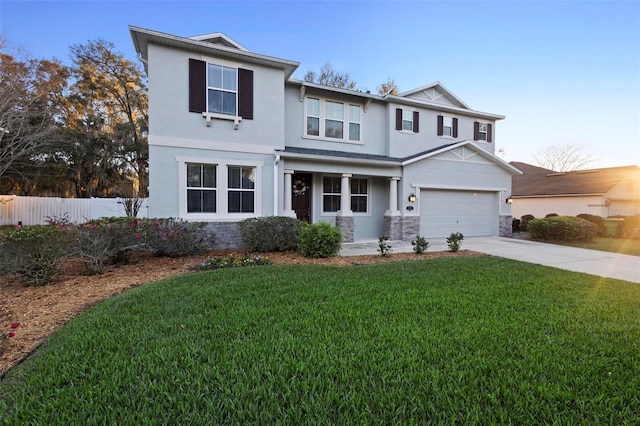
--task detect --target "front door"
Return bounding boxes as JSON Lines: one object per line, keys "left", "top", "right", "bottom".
{"left": 292, "top": 173, "right": 312, "bottom": 223}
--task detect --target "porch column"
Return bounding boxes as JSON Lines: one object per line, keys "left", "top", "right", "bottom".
{"left": 283, "top": 169, "right": 296, "bottom": 218}
{"left": 384, "top": 177, "right": 402, "bottom": 240}
{"left": 336, "top": 173, "right": 354, "bottom": 242}
{"left": 385, "top": 177, "right": 400, "bottom": 216}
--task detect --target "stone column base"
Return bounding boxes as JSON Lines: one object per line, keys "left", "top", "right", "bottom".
{"left": 383, "top": 215, "right": 402, "bottom": 240}
{"left": 336, "top": 216, "right": 354, "bottom": 243}
{"left": 499, "top": 215, "right": 512, "bottom": 237}
{"left": 401, "top": 216, "right": 420, "bottom": 241}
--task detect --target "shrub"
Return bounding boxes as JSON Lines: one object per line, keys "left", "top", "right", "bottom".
{"left": 545, "top": 213, "right": 558, "bottom": 218}
{"left": 197, "top": 253, "right": 270, "bottom": 270}
{"left": 446, "top": 232, "right": 464, "bottom": 252}
{"left": 298, "top": 222, "right": 342, "bottom": 258}
{"left": 145, "top": 218, "right": 214, "bottom": 257}
{"left": 240, "top": 216, "right": 303, "bottom": 252}
{"left": 411, "top": 234, "right": 430, "bottom": 254}
{"left": 0, "top": 225, "right": 74, "bottom": 285}
{"left": 577, "top": 213, "right": 606, "bottom": 237}
{"left": 520, "top": 214, "right": 535, "bottom": 232}
{"left": 512, "top": 218, "right": 521, "bottom": 232}
{"left": 620, "top": 215, "right": 640, "bottom": 240}
{"left": 527, "top": 216, "right": 597, "bottom": 241}
{"left": 377, "top": 236, "right": 392, "bottom": 257}
{"left": 75, "top": 218, "right": 146, "bottom": 274}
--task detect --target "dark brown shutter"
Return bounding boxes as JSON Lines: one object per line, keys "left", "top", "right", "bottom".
{"left": 473, "top": 121, "right": 480, "bottom": 141}
{"left": 413, "top": 111, "right": 419, "bottom": 133}
{"left": 238, "top": 68, "right": 253, "bottom": 120}
{"left": 452, "top": 118, "right": 458, "bottom": 138}
{"left": 189, "top": 59, "right": 206, "bottom": 113}
{"left": 437, "top": 115, "right": 444, "bottom": 136}
{"left": 395, "top": 108, "right": 402, "bottom": 130}
{"left": 487, "top": 123, "right": 493, "bottom": 143}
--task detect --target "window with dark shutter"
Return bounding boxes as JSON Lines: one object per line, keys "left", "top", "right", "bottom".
{"left": 413, "top": 111, "right": 419, "bottom": 133}
{"left": 452, "top": 118, "right": 458, "bottom": 138}
{"left": 395, "top": 108, "right": 402, "bottom": 130}
{"left": 487, "top": 123, "right": 493, "bottom": 142}
{"left": 189, "top": 59, "right": 206, "bottom": 113}
{"left": 437, "top": 115, "right": 444, "bottom": 136}
{"left": 238, "top": 68, "right": 253, "bottom": 120}
{"left": 473, "top": 121, "right": 480, "bottom": 141}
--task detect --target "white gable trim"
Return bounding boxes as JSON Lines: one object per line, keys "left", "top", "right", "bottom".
{"left": 398, "top": 81, "right": 471, "bottom": 110}
{"left": 402, "top": 140, "right": 523, "bottom": 175}
{"left": 189, "top": 32, "right": 249, "bottom": 51}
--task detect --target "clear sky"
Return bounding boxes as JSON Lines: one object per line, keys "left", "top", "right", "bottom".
{"left": 2, "top": 0, "right": 639, "bottom": 168}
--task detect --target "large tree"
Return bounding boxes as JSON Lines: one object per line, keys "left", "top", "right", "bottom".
{"left": 304, "top": 62, "right": 357, "bottom": 90}
{"left": 533, "top": 143, "right": 594, "bottom": 172}
{"left": 66, "top": 39, "right": 148, "bottom": 197}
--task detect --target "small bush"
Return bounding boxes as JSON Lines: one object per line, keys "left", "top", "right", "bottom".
{"left": 447, "top": 232, "right": 464, "bottom": 252}
{"left": 377, "top": 236, "right": 392, "bottom": 257}
{"left": 240, "top": 216, "right": 303, "bottom": 252}
{"left": 0, "top": 225, "right": 74, "bottom": 285}
{"left": 411, "top": 234, "right": 430, "bottom": 254}
{"left": 520, "top": 214, "right": 535, "bottom": 232}
{"left": 197, "top": 253, "right": 270, "bottom": 270}
{"left": 620, "top": 215, "right": 640, "bottom": 240}
{"left": 298, "top": 222, "right": 342, "bottom": 258}
{"left": 577, "top": 213, "right": 606, "bottom": 237}
{"left": 545, "top": 213, "right": 558, "bottom": 218}
{"left": 527, "top": 216, "right": 597, "bottom": 241}
{"left": 145, "top": 218, "right": 214, "bottom": 257}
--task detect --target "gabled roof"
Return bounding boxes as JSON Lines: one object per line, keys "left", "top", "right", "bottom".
{"left": 129, "top": 26, "right": 299, "bottom": 79}
{"left": 189, "top": 32, "right": 248, "bottom": 51}
{"left": 279, "top": 141, "right": 521, "bottom": 175}
{"left": 511, "top": 162, "right": 640, "bottom": 196}
{"left": 398, "top": 81, "right": 470, "bottom": 109}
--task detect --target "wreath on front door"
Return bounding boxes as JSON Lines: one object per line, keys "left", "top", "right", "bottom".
{"left": 292, "top": 180, "right": 308, "bottom": 197}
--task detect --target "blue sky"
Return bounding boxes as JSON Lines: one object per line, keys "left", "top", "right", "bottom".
{"left": 2, "top": 0, "right": 639, "bottom": 168}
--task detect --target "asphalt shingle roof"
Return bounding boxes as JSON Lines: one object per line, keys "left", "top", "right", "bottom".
{"left": 510, "top": 162, "right": 640, "bottom": 196}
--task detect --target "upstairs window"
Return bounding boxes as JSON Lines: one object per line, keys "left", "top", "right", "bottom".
{"left": 189, "top": 58, "right": 253, "bottom": 120}
{"left": 395, "top": 108, "right": 419, "bottom": 133}
{"left": 305, "top": 97, "right": 362, "bottom": 142}
{"left": 437, "top": 115, "right": 458, "bottom": 137}
{"left": 207, "top": 64, "right": 236, "bottom": 116}
{"left": 187, "top": 163, "right": 217, "bottom": 213}
{"left": 474, "top": 122, "right": 493, "bottom": 142}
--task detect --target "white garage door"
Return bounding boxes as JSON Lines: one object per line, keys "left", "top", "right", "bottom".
{"left": 420, "top": 190, "right": 497, "bottom": 238}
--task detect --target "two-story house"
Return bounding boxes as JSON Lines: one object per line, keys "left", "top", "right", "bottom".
{"left": 130, "top": 26, "right": 521, "bottom": 248}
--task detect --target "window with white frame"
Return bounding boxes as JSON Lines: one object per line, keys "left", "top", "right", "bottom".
{"left": 323, "top": 176, "right": 341, "bottom": 212}
{"left": 402, "top": 110, "right": 414, "bottom": 131}
{"left": 478, "top": 123, "right": 488, "bottom": 141}
{"left": 228, "top": 166, "right": 255, "bottom": 213}
{"left": 187, "top": 163, "right": 217, "bottom": 213}
{"left": 350, "top": 178, "right": 368, "bottom": 213}
{"left": 442, "top": 116, "right": 453, "bottom": 136}
{"left": 207, "top": 64, "right": 237, "bottom": 116}
{"left": 305, "top": 97, "right": 362, "bottom": 142}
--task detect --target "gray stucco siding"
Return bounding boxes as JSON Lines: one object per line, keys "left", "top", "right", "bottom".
{"left": 148, "top": 44, "right": 286, "bottom": 149}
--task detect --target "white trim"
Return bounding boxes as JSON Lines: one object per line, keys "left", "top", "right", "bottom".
{"left": 152, "top": 135, "right": 274, "bottom": 155}
{"left": 304, "top": 95, "right": 363, "bottom": 144}
{"left": 412, "top": 183, "right": 507, "bottom": 192}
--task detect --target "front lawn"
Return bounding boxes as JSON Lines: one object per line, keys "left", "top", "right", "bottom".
{"left": 537, "top": 237, "right": 640, "bottom": 257}
{"left": 1, "top": 257, "right": 639, "bottom": 424}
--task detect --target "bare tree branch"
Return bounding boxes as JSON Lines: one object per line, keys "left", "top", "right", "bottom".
{"left": 533, "top": 143, "right": 594, "bottom": 172}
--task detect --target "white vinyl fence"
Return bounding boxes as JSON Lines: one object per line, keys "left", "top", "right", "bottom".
{"left": 0, "top": 195, "right": 149, "bottom": 226}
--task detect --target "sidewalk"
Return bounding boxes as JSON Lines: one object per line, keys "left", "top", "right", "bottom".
{"left": 340, "top": 236, "right": 640, "bottom": 283}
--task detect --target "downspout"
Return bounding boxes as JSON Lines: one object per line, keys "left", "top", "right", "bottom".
{"left": 274, "top": 153, "right": 281, "bottom": 216}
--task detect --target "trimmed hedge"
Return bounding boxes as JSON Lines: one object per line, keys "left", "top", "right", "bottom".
{"left": 620, "top": 215, "right": 640, "bottom": 240}
{"left": 240, "top": 216, "right": 303, "bottom": 252}
{"left": 520, "top": 214, "right": 535, "bottom": 232}
{"left": 576, "top": 213, "right": 606, "bottom": 237}
{"left": 527, "top": 216, "right": 597, "bottom": 241}
{"left": 298, "top": 222, "right": 342, "bottom": 258}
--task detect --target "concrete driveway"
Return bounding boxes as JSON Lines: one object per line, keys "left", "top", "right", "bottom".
{"left": 340, "top": 236, "right": 640, "bottom": 283}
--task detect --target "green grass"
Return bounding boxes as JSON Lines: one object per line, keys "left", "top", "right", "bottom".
{"left": 1, "top": 257, "right": 639, "bottom": 424}
{"left": 540, "top": 237, "right": 640, "bottom": 257}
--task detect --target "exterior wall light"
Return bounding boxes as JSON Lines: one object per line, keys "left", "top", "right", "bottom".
{"left": 506, "top": 197, "right": 513, "bottom": 204}
{"left": 408, "top": 193, "right": 417, "bottom": 203}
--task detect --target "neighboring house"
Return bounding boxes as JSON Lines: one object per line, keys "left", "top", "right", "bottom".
{"left": 510, "top": 162, "right": 640, "bottom": 219}
{"left": 130, "top": 26, "right": 520, "bottom": 248}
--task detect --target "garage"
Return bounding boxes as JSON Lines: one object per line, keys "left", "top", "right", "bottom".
{"left": 420, "top": 189, "right": 497, "bottom": 238}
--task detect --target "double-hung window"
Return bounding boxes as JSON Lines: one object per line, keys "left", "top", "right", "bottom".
{"left": 350, "top": 178, "right": 368, "bottom": 213}
{"left": 228, "top": 166, "right": 255, "bottom": 213}
{"left": 395, "top": 108, "right": 419, "bottom": 133}
{"left": 187, "top": 163, "right": 217, "bottom": 213}
{"left": 305, "top": 97, "right": 362, "bottom": 142}
{"left": 322, "top": 177, "right": 341, "bottom": 212}
{"left": 437, "top": 115, "right": 458, "bottom": 137}
{"left": 474, "top": 121, "right": 493, "bottom": 142}
{"left": 207, "top": 64, "right": 236, "bottom": 116}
